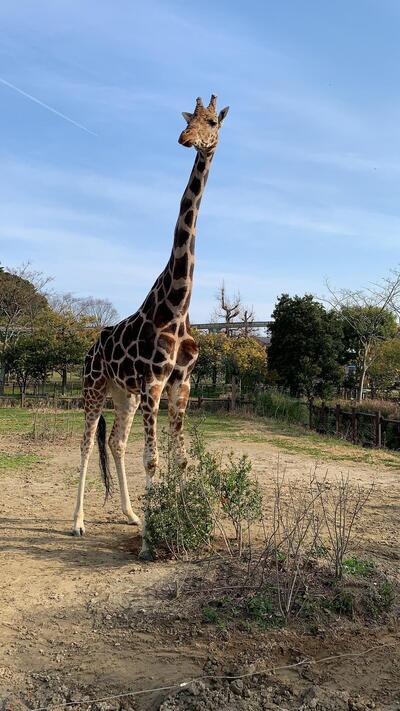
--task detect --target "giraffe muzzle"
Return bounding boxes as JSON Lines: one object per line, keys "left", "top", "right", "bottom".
{"left": 178, "top": 132, "right": 193, "bottom": 148}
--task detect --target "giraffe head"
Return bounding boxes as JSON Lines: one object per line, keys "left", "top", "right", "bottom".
{"left": 178, "top": 95, "right": 229, "bottom": 153}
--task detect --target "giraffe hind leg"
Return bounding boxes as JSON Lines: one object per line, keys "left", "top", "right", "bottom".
{"left": 72, "top": 399, "right": 106, "bottom": 536}
{"left": 108, "top": 386, "right": 141, "bottom": 526}
{"left": 166, "top": 373, "right": 191, "bottom": 468}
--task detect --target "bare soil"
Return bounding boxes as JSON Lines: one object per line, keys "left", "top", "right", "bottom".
{"left": 0, "top": 419, "right": 399, "bottom": 710}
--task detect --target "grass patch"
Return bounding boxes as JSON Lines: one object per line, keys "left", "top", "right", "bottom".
{"left": 0, "top": 451, "right": 44, "bottom": 471}
{"left": 322, "top": 588, "right": 356, "bottom": 618}
{"left": 1, "top": 407, "right": 399, "bottom": 471}
{"left": 244, "top": 427, "right": 400, "bottom": 468}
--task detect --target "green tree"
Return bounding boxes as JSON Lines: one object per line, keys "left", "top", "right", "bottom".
{"left": 4, "top": 333, "right": 55, "bottom": 393}
{"left": 268, "top": 294, "right": 343, "bottom": 400}
{"left": 0, "top": 266, "right": 51, "bottom": 393}
{"left": 368, "top": 338, "right": 400, "bottom": 395}
{"left": 225, "top": 336, "right": 267, "bottom": 390}
{"left": 340, "top": 306, "right": 397, "bottom": 401}
{"left": 46, "top": 314, "right": 92, "bottom": 394}
{"left": 326, "top": 273, "right": 400, "bottom": 401}
{"left": 192, "top": 330, "right": 228, "bottom": 386}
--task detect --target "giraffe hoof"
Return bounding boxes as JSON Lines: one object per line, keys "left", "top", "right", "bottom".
{"left": 138, "top": 548, "right": 154, "bottom": 562}
{"left": 127, "top": 518, "right": 141, "bottom": 527}
{"left": 71, "top": 527, "right": 85, "bottom": 537}
{"left": 124, "top": 512, "right": 141, "bottom": 527}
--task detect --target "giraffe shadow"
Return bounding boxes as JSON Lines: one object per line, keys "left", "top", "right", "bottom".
{"left": 0, "top": 515, "right": 143, "bottom": 567}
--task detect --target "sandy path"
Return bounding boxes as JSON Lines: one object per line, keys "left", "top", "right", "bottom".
{"left": 0, "top": 423, "right": 399, "bottom": 709}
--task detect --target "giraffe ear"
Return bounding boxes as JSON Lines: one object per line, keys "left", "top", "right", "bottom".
{"left": 182, "top": 112, "right": 193, "bottom": 124}
{"left": 218, "top": 106, "right": 229, "bottom": 127}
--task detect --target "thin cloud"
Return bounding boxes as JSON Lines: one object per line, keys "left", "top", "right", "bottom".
{"left": 0, "top": 76, "right": 97, "bottom": 135}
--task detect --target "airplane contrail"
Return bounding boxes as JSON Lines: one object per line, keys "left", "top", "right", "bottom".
{"left": 0, "top": 76, "right": 97, "bottom": 136}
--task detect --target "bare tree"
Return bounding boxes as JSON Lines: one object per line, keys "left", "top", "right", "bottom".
{"left": 80, "top": 297, "right": 118, "bottom": 328}
{"left": 241, "top": 305, "right": 256, "bottom": 336}
{"left": 48, "top": 292, "right": 87, "bottom": 320}
{"left": 325, "top": 271, "right": 400, "bottom": 401}
{"left": 213, "top": 283, "right": 257, "bottom": 337}
{"left": 49, "top": 293, "right": 118, "bottom": 328}
{"left": 213, "top": 282, "right": 241, "bottom": 336}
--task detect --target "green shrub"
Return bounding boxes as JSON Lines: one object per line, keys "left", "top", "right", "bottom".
{"left": 208, "top": 453, "right": 262, "bottom": 554}
{"left": 246, "top": 592, "right": 282, "bottom": 628}
{"left": 363, "top": 579, "right": 395, "bottom": 618}
{"left": 202, "top": 606, "right": 220, "bottom": 624}
{"left": 247, "top": 593, "right": 273, "bottom": 619}
{"left": 323, "top": 588, "right": 355, "bottom": 618}
{"left": 144, "top": 432, "right": 218, "bottom": 557}
{"left": 144, "top": 424, "right": 263, "bottom": 558}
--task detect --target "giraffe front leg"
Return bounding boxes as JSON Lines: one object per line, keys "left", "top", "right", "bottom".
{"left": 139, "top": 380, "right": 162, "bottom": 560}
{"left": 166, "top": 373, "right": 191, "bottom": 469}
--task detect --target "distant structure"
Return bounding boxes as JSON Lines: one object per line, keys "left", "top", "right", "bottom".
{"left": 192, "top": 320, "right": 272, "bottom": 344}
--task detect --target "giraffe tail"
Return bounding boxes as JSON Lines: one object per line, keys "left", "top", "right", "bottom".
{"left": 96, "top": 414, "right": 113, "bottom": 500}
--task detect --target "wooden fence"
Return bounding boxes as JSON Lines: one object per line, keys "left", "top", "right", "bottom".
{"left": 309, "top": 401, "right": 400, "bottom": 450}
{"left": 0, "top": 392, "right": 251, "bottom": 416}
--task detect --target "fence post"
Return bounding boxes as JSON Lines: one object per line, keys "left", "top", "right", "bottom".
{"left": 231, "top": 375, "right": 238, "bottom": 411}
{"left": 351, "top": 406, "right": 357, "bottom": 443}
{"left": 375, "top": 410, "right": 382, "bottom": 448}
{"left": 20, "top": 391, "right": 25, "bottom": 408}
{"left": 321, "top": 401, "right": 326, "bottom": 432}
{"left": 308, "top": 398, "right": 314, "bottom": 430}
{"left": 335, "top": 403, "right": 341, "bottom": 437}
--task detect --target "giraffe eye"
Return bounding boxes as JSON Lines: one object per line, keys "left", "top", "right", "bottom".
{"left": 208, "top": 120, "right": 217, "bottom": 127}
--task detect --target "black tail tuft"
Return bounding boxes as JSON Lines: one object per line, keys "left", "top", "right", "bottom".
{"left": 96, "top": 414, "right": 112, "bottom": 500}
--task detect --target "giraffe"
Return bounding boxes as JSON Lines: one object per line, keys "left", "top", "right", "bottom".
{"left": 72, "top": 94, "right": 229, "bottom": 558}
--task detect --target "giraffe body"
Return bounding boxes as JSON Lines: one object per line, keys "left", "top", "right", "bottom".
{"left": 73, "top": 95, "right": 229, "bottom": 557}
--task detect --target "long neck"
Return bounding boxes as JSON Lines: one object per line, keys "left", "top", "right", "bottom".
{"left": 162, "top": 150, "right": 214, "bottom": 317}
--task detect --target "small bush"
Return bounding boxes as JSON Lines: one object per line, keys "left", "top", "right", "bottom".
{"left": 145, "top": 471, "right": 215, "bottom": 557}
{"left": 317, "top": 474, "right": 373, "bottom": 579}
{"left": 323, "top": 588, "right": 355, "bottom": 618}
{"left": 144, "top": 431, "right": 218, "bottom": 557}
{"left": 144, "top": 425, "right": 263, "bottom": 558}
{"left": 208, "top": 454, "right": 262, "bottom": 555}
{"left": 343, "top": 556, "right": 374, "bottom": 577}
{"left": 247, "top": 592, "right": 273, "bottom": 619}
{"left": 202, "top": 606, "right": 220, "bottom": 624}
{"left": 363, "top": 579, "right": 395, "bottom": 618}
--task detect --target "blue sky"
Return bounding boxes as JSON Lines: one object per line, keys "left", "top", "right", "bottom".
{"left": 0, "top": 0, "right": 399, "bottom": 322}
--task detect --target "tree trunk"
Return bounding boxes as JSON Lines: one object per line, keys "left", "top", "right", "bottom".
{"left": 358, "top": 356, "right": 368, "bottom": 403}
{"left": 0, "top": 362, "right": 4, "bottom": 396}
{"left": 61, "top": 366, "right": 67, "bottom": 396}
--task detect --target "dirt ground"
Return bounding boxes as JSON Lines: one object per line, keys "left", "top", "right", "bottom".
{"left": 0, "top": 416, "right": 399, "bottom": 710}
